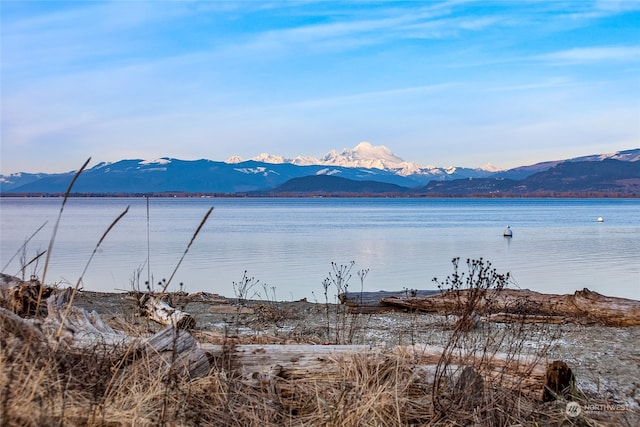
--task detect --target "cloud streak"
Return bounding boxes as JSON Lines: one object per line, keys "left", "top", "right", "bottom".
{"left": 538, "top": 46, "right": 640, "bottom": 64}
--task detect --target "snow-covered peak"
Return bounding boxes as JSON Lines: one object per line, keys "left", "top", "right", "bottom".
{"left": 351, "top": 142, "right": 404, "bottom": 164}
{"left": 225, "top": 142, "right": 500, "bottom": 177}
{"left": 253, "top": 153, "right": 287, "bottom": 164}
{"left": 227, "top": 153, "right": 314, "bottom": 165}
{"left": 572, "top": 149, "right": 640, "bottom": 163}
{"left": 92, "top": 161, "right": 113, "bottom": 170}
{"left": 227, "top": 142, "right": 429, "bottom": 175}
{"left": 290, "top": 155, "right": 322, "bottom": 166}
{"left": 319, "top": 141, "right": 425, "bottom": 174}
{"left": 139, "top": 158, "right": 171, "bottom": 166}
{"left": 322, "top": 142, "right": 401, "bottom": 166}
{"left": 480, "top": 162, "right": 503, "bottom": 172}
{"left": 226, "top": 155, "right": 244, "bottom": 164}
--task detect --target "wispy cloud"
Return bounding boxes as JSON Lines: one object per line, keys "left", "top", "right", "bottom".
{"left": 224, "top": 1, "right": 527, "bottom": 57}
{"left": 538, "top": 46, "right": 640, "bottom": 64}
{"left": 565, "top": 0, "right": 640, "bottom": 20}
{"left": 264, "top": 83, "right": 460, "bottom": 110}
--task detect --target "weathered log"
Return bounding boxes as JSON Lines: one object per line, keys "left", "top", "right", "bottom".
{"left": 201, "top": 343, "right": 376, "bottom": 380}
{"left": 379, "top": 288, "right": 640, "bottom": 326}
{"left": 51, "top": 289, "right": 209, "bottom": 378}
{"left": 131, "top": 325, "right": 211, "bottom": 379}
{"left": 339, "top": 290, "right": 441, "bottom": 312}
{"left": 569, "top": 289, "right": 640, "bottom": 325}
{"left": 199, "top": 342, "right": 560, "bottom": 401}
{"left": 0, "top": 305, "right": 47, "bottom": 344}
{"left": 139, "top": 293, "right": 196, "bottom": 329}
{"left": 42, "top": 287, "right": 132, "bottom": 348}
{"left": 1, "top": 287, "right": 210, "bottom": 379}
{"left": 0, "top": 273, "right": 54, "bottom": 317}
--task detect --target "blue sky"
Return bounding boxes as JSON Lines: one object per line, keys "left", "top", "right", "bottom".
{"left": 1, "top": 1, "right": 639, "bottom": 174}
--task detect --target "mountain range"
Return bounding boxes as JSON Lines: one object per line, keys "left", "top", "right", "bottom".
{"left": 1, "top": 143, "right": 639, "bottom": 196}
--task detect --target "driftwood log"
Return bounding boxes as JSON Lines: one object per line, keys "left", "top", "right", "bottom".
{"left": 127, "top": 323, "right": 210, "bottom": 378}
{"left": 339, "top": 289, "right": 441, "bottom": 312}
{"left": 0, "top": 286, "right": 210, "bottom": 379}
{"left": 0, "top": 273, "right": 54, "bottom": 317}
{"left": 199, "top": 342, "right": 570, "bottom": 401}
{"left": 201, "top": 343, "right": 376, "bottom": 380}
{"left": 138, "top": 293, "right": 196, "bottom": 329}
{"left": 374, "top": 288, "right": 640, "bottom": 326}
{"left": 42, "top": 287, "right": 130, "bottom": 348}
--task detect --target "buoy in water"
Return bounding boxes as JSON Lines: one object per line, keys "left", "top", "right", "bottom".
{"left": 597, "top": 217, "right": 604, "bottom": 222}
{"left": 503, "top": 225, "right": 513, "bottom": 237}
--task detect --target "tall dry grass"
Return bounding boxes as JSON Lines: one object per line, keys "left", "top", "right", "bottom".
{"left": 3, "top": 295, "right": 639, "bottom": 426}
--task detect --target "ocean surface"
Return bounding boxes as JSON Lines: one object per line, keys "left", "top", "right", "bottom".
{"left": 1, "top": 197, "right": 638, "bottom": 301}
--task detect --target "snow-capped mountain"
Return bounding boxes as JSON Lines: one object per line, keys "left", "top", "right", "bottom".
{"left": 0, "top": 157, "right": 419, "bottom": 194}
{"left": 227, "top": 142, "right": 489, "bottom": 179}
{"left": 571, "top": 149, "right": 640, "bottom": 163}
{"left": 229, "top": 143, "right": 640, "bottom": 182}
{"left": 318, "top": 142, "right": 420, "bottom": 173}
{"left": 493, "top": 148, "right": 640, "bottom": 180}
{"left": 1, "top": 145, "right": 637, "bottom": 195}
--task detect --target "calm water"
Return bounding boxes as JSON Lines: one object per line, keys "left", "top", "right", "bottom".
{"left": 1, "top": 197, "right": 638, "bottom": 300}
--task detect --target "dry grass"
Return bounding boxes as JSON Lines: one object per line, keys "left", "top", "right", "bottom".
{"left": 3, "top": 301, "right": 637, "bottom": 427}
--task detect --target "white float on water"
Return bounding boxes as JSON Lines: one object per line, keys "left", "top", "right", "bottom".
{"left": 597, "top": 217, "right": 604, "bottom": 222}
{"left": 503, "top": 225, "right": 513, "bottom": 237}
